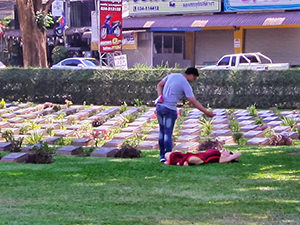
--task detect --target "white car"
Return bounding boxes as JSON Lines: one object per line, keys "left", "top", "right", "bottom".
{"left": 0, "top": 61, "right": 6, "bottom": 69}
{"left": 200, "top": 52, "right": 289, "bottom": 71}
{"left": 51, "top": 57, "right": 110, "bottom": 70}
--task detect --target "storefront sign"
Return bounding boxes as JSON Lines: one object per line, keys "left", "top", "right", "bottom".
{"left": 122, "top": 31, "right": 137, "bottom": 50}
{"left": 224, "top": 0, "right": 300, "bottom": 12}
{"left": 114, "top": 54, "right": 128, "bottom": 69}
{"left": 128, "top": 0, "right": 221, "bottom": 16}
{"left": 100, "top": 0, "right": 122, "bottom": 52}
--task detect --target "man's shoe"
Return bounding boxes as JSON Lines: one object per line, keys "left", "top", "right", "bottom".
{"left": 160, "top": 158, "right": 166, "bottom": 163}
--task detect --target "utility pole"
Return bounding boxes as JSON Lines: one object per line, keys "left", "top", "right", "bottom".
{"left": 65, "top": 0, "right": 71, "bottom": 27}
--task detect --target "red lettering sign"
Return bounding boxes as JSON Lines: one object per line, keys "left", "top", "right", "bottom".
{"left": 100, "top": 0, "right": 122, "bottom": 52}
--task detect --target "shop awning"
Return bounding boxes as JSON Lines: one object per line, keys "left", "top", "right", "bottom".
{"left": 123, "top": 10, "right": 300, "bottom": 30}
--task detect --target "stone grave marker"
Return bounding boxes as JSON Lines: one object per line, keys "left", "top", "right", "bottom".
{"left": 239, "top": 120, "right": 255, "bottom": 126}
{"left": 121, "top": 126, "right": 141, "bottom": 134}
{"left": 103, "top": 139, "right": 124, "bottom": 148}
{"left": 0, "top": 152, "right": 28, "bottom": 163}
{"left": 179, "top": 128, "right": 201, "bottom": 136}
{"left": 280, "top": 131, "right": 299, "bottom": 139}
{"left": 240, "top": 125, "right": 259, "bottom": 132}
{"left": 1, "top": 113, "right": 16, "bottom": 119}
{"left": 144, "top": 133, "right": 159, "bottom": 141}
{"left": 72, "top": 138, "right": 94, "bottom": 146}
{"left": 113, "top": 132, "right": 134, "bottom": 139}
{"left": 211, "top": 129, "right": 232, "bottom": 137}
{"left": 216, "top": 136, "right": 235, "bottom": 145}
{"left": 211, "top": 118, "right": 229, "bottom": 125}
{"left": 53, "top": 129, "right": 74, "bottom": 137}
{"left": 173, "top": 142, "right": 200, "bottom": 151}
{"left": 212, "top": 124, "right": 229, "bottom": 130}
{"left": 56, "top": 145, "right": 83, "bottom": 156}
{"left": 266, "top": 121, "right": 282, "bottom": 128}
{"left": 0, "top": 142, "right": 12, "bottom": 151}
{"left": 42, "top": 136, "right": 62, "bottom": 144}
{"left": 243, "top": 130, "right": 264, "bottom": 138}
{"left": 181, "top": 123, "right": 201, "bottom": 129}
{"left": 236, "top": 116, "right": 253, "bottom": 122}
{"left": 176, "top": 135, "right": 200, "bottom": 142}
{"left": 0, "top": 121, "right": 12, "bottom": 128}
{"left": 90, "top": 147, "right": 118, "bottom": 157}
{"left": 273, "top": 126, "right": 291, "bottom": 133}
{"left": 247, "top": 137, "right": 269, "bottom": 145}
{"left": 138, "top": 141, "right": 159, "bottom": 150}
{"left": 262, "top": 116, "right": 279, "bottom": 123}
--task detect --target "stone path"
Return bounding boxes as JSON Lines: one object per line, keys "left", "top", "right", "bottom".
{"left": 0, "top": 103, "right": 299, "bottom": 162}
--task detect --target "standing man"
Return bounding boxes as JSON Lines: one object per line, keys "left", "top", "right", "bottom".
{"left": 156, "top": 67, "right": 214, "bottom": 162}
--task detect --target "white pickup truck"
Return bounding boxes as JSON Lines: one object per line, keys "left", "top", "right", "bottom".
{"left": 200, "top": 52, "right": 289, "bottom": 70}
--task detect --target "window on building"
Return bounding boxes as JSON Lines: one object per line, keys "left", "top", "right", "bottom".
{"left": 154, "top": 35, "right": 162, "bottom": 53}
{"left": 174, "top": 36, "right": 183, "bottom": 53}
{"left": 153, "top": 34, "right": 184, "bottom": 54}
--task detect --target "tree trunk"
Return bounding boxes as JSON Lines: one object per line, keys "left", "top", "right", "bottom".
{"left": 16, "top": 0, "right": 52, "bottom": 67}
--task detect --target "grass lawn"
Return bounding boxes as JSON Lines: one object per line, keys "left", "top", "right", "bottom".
{"left": 0, "top": 145, "right": 299, "bottom": 225}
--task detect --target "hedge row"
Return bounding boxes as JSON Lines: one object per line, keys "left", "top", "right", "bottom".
{"left": 1, "top": 68, "right": 300, "bottom": 109}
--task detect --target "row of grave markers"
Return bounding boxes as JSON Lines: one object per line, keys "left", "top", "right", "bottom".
{"left": 0, "top": 103, "right": 299, "bottom": 163}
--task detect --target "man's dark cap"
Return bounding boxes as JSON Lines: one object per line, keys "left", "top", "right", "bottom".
{"left": 185, "top": 67, "right": 199, "bottom": 77}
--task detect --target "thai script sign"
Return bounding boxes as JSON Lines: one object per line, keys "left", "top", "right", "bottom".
{"left": 224, "top": 0, "right": 300, "bottom": 12}
{"left": 100, "top": 0, "right": 122, "bottom": 52}
{"left": 128, "top": 0, "right": 221, "bottom": 16}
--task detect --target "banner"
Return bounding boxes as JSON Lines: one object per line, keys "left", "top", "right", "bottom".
{"left": 122, "top": 31, "right": 137, "bottom": 50}
{"left": 224, "top": 0, "right": 300, "bottom": 12}
{"left": 100, "top": 0, "right": 122, "bottom": 52}
{"left": 128, "top": 0, "right": 220, "bottom": 16}
{"left": 52, "top": 0, "right": 64, "bottom": 17}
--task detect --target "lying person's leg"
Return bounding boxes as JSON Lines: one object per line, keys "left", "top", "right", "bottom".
{"left": 219, "top": 150, "right": 242, "bottom": 163}
{"left": 185, "top": 156, "right": 204, "bottom": 166}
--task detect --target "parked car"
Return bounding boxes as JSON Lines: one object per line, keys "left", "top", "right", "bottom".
{"left": 0, "top": 61, "right": 6, "bottom": 69}
{"left": 200, "top": 52, "right": 289, "bottom": 71}
{"left": 51, "top": 57, "right": 111, "bottom": 70}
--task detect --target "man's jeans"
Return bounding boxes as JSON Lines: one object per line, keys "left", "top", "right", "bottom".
{"left": 156, "top": 104, "right": 177, "bottom": 160}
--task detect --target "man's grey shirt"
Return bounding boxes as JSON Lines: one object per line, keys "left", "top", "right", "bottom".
{"left": 160, "top": 73, "right": 194, "bottom": 111}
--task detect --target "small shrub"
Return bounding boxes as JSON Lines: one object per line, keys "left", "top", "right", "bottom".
{"left": 1, "top": 130, "right": 23, "bottom": 152}
{"left": 0, "top": 98, "right": 6, "bottom": 109}
{"left": 115, "top": 145, "right": 141, "bottom": 158}
{"left": 200, "top": 117, "right": 213, "bottom": 136}
{"left": 25, "top": 133, "right": 44, "bottom": 145}
{"left": 247, "top": 104, "right": 258, "bottom": 117}
{"left": 52, "top": 46, "right": 68, "bottom": 64}
{"left": 268, "top": 134, "right": 293, "bottom": 146}
{"left": 27, "top": 143, "right": 54, "bottom": 164}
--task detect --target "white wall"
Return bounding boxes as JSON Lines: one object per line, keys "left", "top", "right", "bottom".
{"left": 244, "top": 28, "right": 300, "bottom": 66}
{"left": 195, "top": 30, "right": 234, "bottom": 66}
{"left": 122, "top": 33, "right": 152, "bottom": 68}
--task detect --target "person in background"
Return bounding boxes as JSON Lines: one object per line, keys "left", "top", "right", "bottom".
{"left": 156, "top": 67, "right": 214, "bottom": 162}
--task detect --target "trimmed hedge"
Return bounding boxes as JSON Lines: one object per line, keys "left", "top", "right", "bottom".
{"left": 1, "top": 68, "right": 300, "bottom": 109}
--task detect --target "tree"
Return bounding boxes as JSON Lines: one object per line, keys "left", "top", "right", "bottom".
{"left": 16, "top": 0, "right": 54, "bottom": 67}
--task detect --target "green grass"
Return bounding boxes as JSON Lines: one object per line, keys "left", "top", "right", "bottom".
{"left": 0, "top": 146, "right": 300, "bottom": 225}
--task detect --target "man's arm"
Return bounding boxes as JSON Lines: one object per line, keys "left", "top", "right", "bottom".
{"left": 156, "top": 80, "right": 165, "bottom": 96}
{"left": 187, "top": 97, "right": 214, "bottom": 117}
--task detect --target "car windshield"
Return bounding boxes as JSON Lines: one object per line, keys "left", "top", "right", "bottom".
{"left": 83, "top": 59, "right": 100, "bottom": 66}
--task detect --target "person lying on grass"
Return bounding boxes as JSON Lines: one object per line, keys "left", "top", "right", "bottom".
{"left": 164, "top": 149, "right": 242, "bottom": 166}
